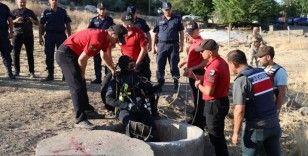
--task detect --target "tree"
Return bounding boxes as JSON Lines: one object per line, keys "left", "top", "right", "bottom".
{"left": 282, "top": 0, "right": 308, "bottom": 17}
{"left": 213, "top": 0, "right": 250, "bottom": 24}
{"left": 213, "top": 0, "right": 280, "bottom": 25}
{"left": 170, "top": 0, "right": 214, "bottom": 21}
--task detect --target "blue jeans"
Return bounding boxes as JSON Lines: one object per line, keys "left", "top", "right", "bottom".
{"left": 241, "top": 124, "right": 281, "bottom": 156}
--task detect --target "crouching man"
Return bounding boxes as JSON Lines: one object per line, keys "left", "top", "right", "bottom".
{"left": 105, "top": 55, "right": 159, "bottom": 141}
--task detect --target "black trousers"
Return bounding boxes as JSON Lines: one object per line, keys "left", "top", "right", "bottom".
{"left": 45, "top": 32, "right": 66, "bottom": 74}
{"left": 136, "top": 55, "right": 151, "bottom": 80}
{"left": 56, "top": 44, "right": 95, "bottom": 123}
{"left": 189, "top": 77, "right": 205, "bottom": 129}
{"left": 0, "top": 31, "right": 13, "bottom": 73}
{"left": 12, "top": 33, "right": 34, "bottom": 73}
{"left": 93, "top": 54, "right": 110, "bottom": 80}
{"left": 204, "top": 97, "right": 230, "bottom": 156}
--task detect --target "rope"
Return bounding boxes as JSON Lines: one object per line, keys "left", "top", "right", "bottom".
{"left": 191, "top": 72, "right": 201, "bottom": 124}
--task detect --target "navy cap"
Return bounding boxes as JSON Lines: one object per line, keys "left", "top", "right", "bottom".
{"left": 195, "top": 39, "right": 219, "bottom": 52}
{"left": 97, "top": 2, "right": 105, "bottom": 9}
{"left": 121, "top": 11, "right": 134, "bottom": 25}
{"left": 109, "top": 24, "right": 128, "bottom": 45}
{"left": 162, "top": 2, "right": 172, "bottom": 10}
{"left": 127, "top": 6, "right": 136, "bottom": 15}
{"left": 186, "top": 21, "right": 198, "bottom": 33}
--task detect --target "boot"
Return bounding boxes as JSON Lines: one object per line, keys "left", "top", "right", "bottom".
{"left": 41, "top": 70, "right": 54, "bottom": 82}
{"left": 6, "top": 68, "right": 15, "bottom": 79}
{"left": 174, "top": 78, "right": 179, "bottom": 91}
{"left": 157, "top": 79, "right": 165, "bottom": 92}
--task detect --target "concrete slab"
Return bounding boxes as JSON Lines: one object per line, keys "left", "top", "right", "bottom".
{"left": 36, "top": 130, "right": 154, "bottom": 156}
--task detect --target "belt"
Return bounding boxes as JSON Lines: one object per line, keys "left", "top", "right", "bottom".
{"left": 205, "top": 96, "right": 228, "bottom": 103}
{"left": 46, "top": 30, "right": 65, "bottom": 34}
{"left": 158, "top": 40, "right": 178, "bottom": 43}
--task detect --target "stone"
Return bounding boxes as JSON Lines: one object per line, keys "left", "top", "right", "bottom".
{"left": 36, "top": 130, "right": 153, "bottom": 156}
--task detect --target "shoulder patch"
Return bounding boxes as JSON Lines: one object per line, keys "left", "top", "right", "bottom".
{"left": 209, "top": 70, "right": 215, "bottom": 76}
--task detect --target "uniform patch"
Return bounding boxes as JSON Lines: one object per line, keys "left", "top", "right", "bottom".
{"left": 209, "top": 70, "right": 215, "bottom": 76}
{"left": 89, "top": 45, "right": 98, "bottom": 52}
{"left": 207, "top": 70, "right": 216, "bottom": 82}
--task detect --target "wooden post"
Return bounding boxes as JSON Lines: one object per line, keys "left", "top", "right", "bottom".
{"left": 228, "top": 23, "right": 231, "bottom": 47}
{"left": 287, "top": 26, "right": 290, "bottom": 43}
{"left": 259, "top": 26, "right": 262, "bottom": 35}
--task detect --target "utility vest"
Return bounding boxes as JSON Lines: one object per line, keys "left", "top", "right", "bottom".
{"left": 263, "top": 64, "right": 283, "bottom": 98}
{"left": 236, "top": 67, "right": 278, "bottom": 126}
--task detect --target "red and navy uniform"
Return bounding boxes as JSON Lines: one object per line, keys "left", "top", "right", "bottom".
{"left": 56, "top": 29, "right": 112, "bottom": 123}
{"left": 202, "top": 55, "right": 230, "bottom": 156}
{"left": 187, "top": 36, "right": 205, "bottom": 129}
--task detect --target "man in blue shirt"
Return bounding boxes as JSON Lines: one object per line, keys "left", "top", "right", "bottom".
{"left": 0, "top": 1, "right": 15, "bottom": 79}
{"left": 39, "top": 0, "right": 71, "bottom": 81}
{"left": 256, "top": 46, "right": 288, "bottom": 114}
{"left": 88, "top": 2, "right": 114, "bottom": 84}
{"left": 152, "top": 2, "right": 184, "bottom": 90}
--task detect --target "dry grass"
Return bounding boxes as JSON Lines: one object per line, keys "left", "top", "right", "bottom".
{"left": 1, "top": 1, "right": 308, "bottom": 155}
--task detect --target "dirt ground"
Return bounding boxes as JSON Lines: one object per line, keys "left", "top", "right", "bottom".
{"left": 1, "top": 25, "right": 308, "bottom": 156}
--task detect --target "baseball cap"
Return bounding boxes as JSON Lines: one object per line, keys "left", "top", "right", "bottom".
{"left": 97, "top": 2, "right": 105, "bottom": 9}
{"left": 255, "top": 46, "right": 275, "bottom": 58}
{"left": 127, "top": 6, "right": 136, "bottom": 15}
{"left": 186, "top": 21, "right": 198, "bottom": 33}
{"left": 121, "top": 11, "right": 134, "bottom": 25}
{"left": 162, "top": 2, "right": 172, "bottom": 10}
{"left": 109, "top": 24, "right": 128, "bottom": 45}
{"left": 195, "top": 39, "right": 219, "bottom": 52}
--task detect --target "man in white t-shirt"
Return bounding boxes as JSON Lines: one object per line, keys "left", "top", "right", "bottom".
{"left": 256, "top": 46, "right": 288, "bottom": 114}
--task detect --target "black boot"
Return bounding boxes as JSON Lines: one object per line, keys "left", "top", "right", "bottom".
{"left": 174, "top": 78, "right": 179, "bottom": 91}
{"left": 6, "top": 68, "right": 15, "bottom": 79}
{"left": 157, "top": 79, "right": 165, "bottom": 92}
{"left": 41, "top": 70, "right": 54, "bottom": 82}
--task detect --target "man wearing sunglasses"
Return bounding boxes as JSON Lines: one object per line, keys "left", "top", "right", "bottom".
{"left": 56, "top": 25, "right": 127, "bottom": 130}
{"left": 152, "top": 2, "right": 184, "bottom": 91}
{"left": 88, "top": 2, "right": 114, "bottom": 84}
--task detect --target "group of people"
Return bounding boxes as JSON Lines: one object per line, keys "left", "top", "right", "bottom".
{"left": 0, "top": 0, "right": 289, "bottom": 155}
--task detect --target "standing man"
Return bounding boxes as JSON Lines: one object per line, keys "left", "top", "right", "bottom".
{"left": 248, "top": 27, "right": 265, "bottom": 67}
{"left": 39, "top": 0, "right": 72, "bottom": 81}
{"left": 126, "top": 6, "right": 152, "bottom": 51}
{"left": 152, "top": 2, "right": 184, "bottom": 90}
{"left": 227, "top": 49, "right": 281, "bottom": 155}
{"left": 194, "top": 39, "right": 230, "bottom": 156}
{"left": 88, "top": 2, "right": 114, "bottom": 84}
{"left": 56, "top": 25, "right": 128, "bottom": 129}
{"left": 0, "top": 1, "right": 15, "bottom": 79}
{"left": 120, "top": 12, "right": 151, "bottom": 80}
{"left": 256, "top": 46, "right": 288, "bottom": 114}
{"left": 179, "top": 21, "right": 206, "bottom": 129}
{"left": 12, "top": 0, "right": 39, "bottom": 78}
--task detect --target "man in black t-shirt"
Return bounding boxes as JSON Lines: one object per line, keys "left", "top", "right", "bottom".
{"left": 0, "top": 1, "right": 15, "bottom": 79}
{"left": 12, "top": 0, "right": 39, "bottom": 78}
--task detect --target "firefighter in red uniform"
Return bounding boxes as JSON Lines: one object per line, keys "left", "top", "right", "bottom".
{"left": 179, "top": 21, "right": 206, "bottom": 129}
{"left": 119, "top": 11, "right": 151, "bottom": 80}
{"left": 56, "top": 25, "right": 127, "bottom": 130}
{"left": 194, "top": 39, "right": 230, "bottom": 156}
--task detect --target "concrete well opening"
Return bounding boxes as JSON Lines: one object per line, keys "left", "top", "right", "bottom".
{"left": 148, "top": 119, "right": 205, "bottom": 156}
